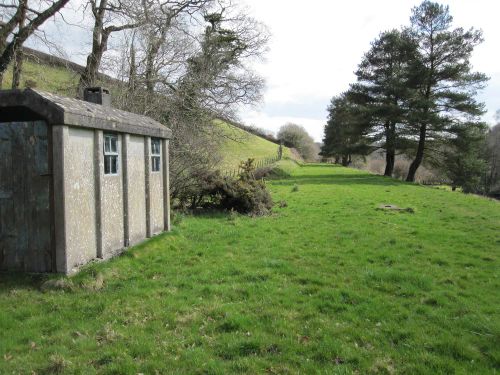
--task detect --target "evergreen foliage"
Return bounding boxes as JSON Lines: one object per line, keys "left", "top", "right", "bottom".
{"left": 322, "top": 1, "right": 489, "bottom": 190}
{"left": 351, "top": 29, "right": 418, "bottom": 175}
{"left": 321, "top": 92, "right": 371, "bottom": 166}
{"left": 404, "top": 1, "right": 488, "bottom": 181}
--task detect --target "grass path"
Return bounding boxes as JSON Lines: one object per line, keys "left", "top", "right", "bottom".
{"left": 1, "top": 164, "right": 499, "bottom": 374}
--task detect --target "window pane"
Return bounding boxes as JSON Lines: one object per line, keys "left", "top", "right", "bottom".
{"left": 104, "top": 137, "right": 110, "bottom": 153}
{"left": 151, "top": 138, "right": 161, "bottom": 156}
{"left": 111, "top": 136, "right": 117, "bottom": 153}
{"left": 104, "top": 155, "right": 111, "bottom": 174}
{"left": 152, "top": 156, "right": 161, "bottom": 172}
{"left": 112, "top": 156, "right": 118, "bottom": 174}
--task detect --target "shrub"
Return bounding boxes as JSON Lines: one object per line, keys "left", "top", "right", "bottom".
{"left": 176, "top": 159, "right": 273, "bottom": 215}
{"left": 254, "top": 164, "right": 292, "bottom": 180}
{"left": 277, "top": 123, "right": 319, "bottom": 161}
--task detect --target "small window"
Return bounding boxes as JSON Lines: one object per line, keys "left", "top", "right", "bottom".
{"left": 151, "top": 138, "right": 161, "bottom": 172}
{"left": 104, "top": 134, "right": 119, "bottom": 175}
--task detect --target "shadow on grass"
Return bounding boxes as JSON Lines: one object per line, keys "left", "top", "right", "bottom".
{"left": 272, "top": 173, "right": 406, "bottom": 187}
{"left": 0, "top": 272, "right": 48, "bottom": 294}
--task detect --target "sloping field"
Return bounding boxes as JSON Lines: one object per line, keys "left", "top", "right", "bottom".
{"left": 1, "top": 164, "right": 498, "bottom": 374}
{"left": 2, "top": 60, "right": 79, "bottom": 95}
{"left": 2, "top": 59, "right": 291, "bottom": 171}
{"left": 217, "top": 120, "right": 294, "bottom": 172}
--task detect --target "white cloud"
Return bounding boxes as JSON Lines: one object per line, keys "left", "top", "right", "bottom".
{"left": 29, "top": 0, "right": 500, "bottom": 141}
{"left": 241, "top": 0, "right": 500, "bottom": 141}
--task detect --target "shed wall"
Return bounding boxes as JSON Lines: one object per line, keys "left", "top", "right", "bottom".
{"left": 150, "top": 171, "right": 164, "bottom": 235}
{"left": 64, "top": 127, "right": 97, "bottom": 270}
{"left": 125, "top": 135, "right": 147, "bottom": 245}
{"left": 100, "top": 134, "right": 125, "bottom": 258}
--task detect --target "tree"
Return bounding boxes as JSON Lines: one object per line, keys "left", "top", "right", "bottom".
{"left": 0, "top": 0, "right": 70, "bottom": 86}
{"left": 321, "top": 92, "right": 371, "bottom": 166}
{"left": 486, "top": 121, "right": 500, "bottom": 196}
{"left": 278, "top": 123, "right": 318, "bottom": 161}
{"left": 109, "top": 2, "right": 269, "bottom": 199}
{"left": 404, "top": 1, "right": 488, "bottom": 181}
{"left": 10, "top": 0, "right": 26, "bottom": 88}
{"left": 352, "top": 29, "right": 418, "bottom": 176}
{"left": 77, "top": 0, "right": 144, "bottom": 94}
{"left": 438, "top": 122, "right": 489, "bottom": 193}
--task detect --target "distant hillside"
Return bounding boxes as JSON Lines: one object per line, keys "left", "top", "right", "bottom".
{"left": 217, "top": 120, "right": 295, "bottom": 172}
{"left": 1, "top": 49, "right": 296, "bottom": 170}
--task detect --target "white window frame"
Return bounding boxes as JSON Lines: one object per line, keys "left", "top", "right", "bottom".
{"left": 104, "top": 133, "right": 119, "bottom": 175}
{"left": 151, "top": 138, "right": 161, "bottom": 173}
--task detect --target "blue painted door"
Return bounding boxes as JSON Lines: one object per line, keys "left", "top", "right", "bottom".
{"left": 0, "top": 121, "right": 53, "bottom": 272}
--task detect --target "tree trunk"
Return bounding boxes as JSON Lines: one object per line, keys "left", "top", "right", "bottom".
{"left": 78, "top": 28, "right": 108, "bottom": 95}
{"left": 12, "top": 49, "right": 23, "bottom": 89}
{"left": 0, "top": 0, "right": 69, "bottom": 77}
{"left": 11, "top": 0, "right": 27, "bottom": 89}
{"left": 341, "top": 155, "right": 349, "bottom": 167}
{"left": 406, "top": 124, "right": 427, "bottom": 182}
{"left": 384, "top": 149, "right": 395, "bottom": 177}
{"left": 384, "top": 122, "right": 396, "bottom": 176}
{"left": 128, "top": 42, "right": 136, "bottom": 91}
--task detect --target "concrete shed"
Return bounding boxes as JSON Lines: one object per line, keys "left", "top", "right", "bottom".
{"left": 0, "top": 88, "right": 172, "bottom": 274}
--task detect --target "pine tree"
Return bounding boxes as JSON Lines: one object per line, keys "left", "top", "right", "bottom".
{"left": 352, "top": 29, "right": 418, "bottom": 176}
{"left": 321, "top": 92, "right": 371, "bottom": 166}
{"left": 439, "top": 122, "right": 489, "bottom": 193}
{"left": 405, "top": 1, "right": 488, "bottom": 181}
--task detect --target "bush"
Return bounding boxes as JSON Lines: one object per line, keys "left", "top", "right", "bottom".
{"left": 277, "top": 123, "right": 319, "bottom": 161}
{"left": 254, "top": 164, "right": 292, "bottom": 180}
{"left": 177, "top": 159, "right": 273, "bottom": 215}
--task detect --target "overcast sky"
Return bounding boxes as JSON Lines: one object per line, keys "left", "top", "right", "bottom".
{"left": 32, "top": 0, "right": 500, "bottom": 142}
{"left": 240, "top": 0, "right": 500, "bottom": 141}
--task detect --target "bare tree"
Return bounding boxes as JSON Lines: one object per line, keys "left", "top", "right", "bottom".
{"left": 107, "top": 1, "right": 268, "bottom": 198}
{"left": 10, "top": 0, "right": 26, "bottom": 88}
{"left": 0, "top": 0, "right": 70, "bottom": 87}
{"left": 77, "top": 0, "right": 145, "bottom": 94}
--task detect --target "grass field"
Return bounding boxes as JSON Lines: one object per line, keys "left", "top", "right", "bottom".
{"left": 2, "top": 60, "right": 79, "bottom": 95}
{"left": 218, "top": 121, "right": 293, "bottom": 172}
{"left": 1, "top": 164, "right": 499, "bottom": 374}
{"left": 2, "top": 61, "right": 289, "bottom": 173}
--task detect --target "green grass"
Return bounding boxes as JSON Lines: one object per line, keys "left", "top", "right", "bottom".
{"left": 218, "top": 120, "right": 293, "bottom": 171}
{"left": 1, "top": 164, "right": 499, "bottom": 374}
{"left": 2, "top": 61, "right": 290, "bottom": 172}
{"left": 2, "top": 60, "right": 79, "bottom": 95}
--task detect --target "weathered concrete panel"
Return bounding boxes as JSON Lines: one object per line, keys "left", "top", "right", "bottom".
{"left": 52, "top": 125, "right": 67, "bottom": 273}
{"left": 149, "top": 139, "right": 164, "bottom": 236}
{"left": 64, "top": 127, "right": 97, "bottom": 271}
{"left": 162, "top": 139, "right": 171, "bottom": 232}
{"left": 150, "top": 171, "right": 164, "bottom": 235}
{"left": 100, "top": 134, "right": 125, "bottom": 258}
{"left": 124, "top": 135, "right": 147, "bottom": 245}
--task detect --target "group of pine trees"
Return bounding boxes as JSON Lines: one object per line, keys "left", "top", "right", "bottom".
{"left": 321, "top": 1, "right": 491, "bottom": 190}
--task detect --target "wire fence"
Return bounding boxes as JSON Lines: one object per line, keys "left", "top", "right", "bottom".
{"left": 223, "top": 155, "right": 281, "bottom": 177}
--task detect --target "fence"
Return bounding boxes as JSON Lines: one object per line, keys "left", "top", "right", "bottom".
{"left": 223, "top": 155, "right": 281, "bottom": 177}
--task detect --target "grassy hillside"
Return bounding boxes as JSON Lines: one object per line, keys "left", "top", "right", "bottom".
{"left": 217, "top": 120, "right": 294, "bottom": 171}
{"left": 2, "top": 59, "right": 290, "bottom": 169}
{"left": 1, "top": 164, "right": 499, "bottom": 374}
{"left": 2, "top": 60, "right": 79, "bottom": 95}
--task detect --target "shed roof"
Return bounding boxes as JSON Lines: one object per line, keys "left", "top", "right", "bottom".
{"left": 0, "top": 89, "right": 171, "bottom": 139}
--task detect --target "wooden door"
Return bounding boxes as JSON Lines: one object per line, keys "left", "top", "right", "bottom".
{"left": 0, "top": 121, "right": 53, "bottom": 272}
